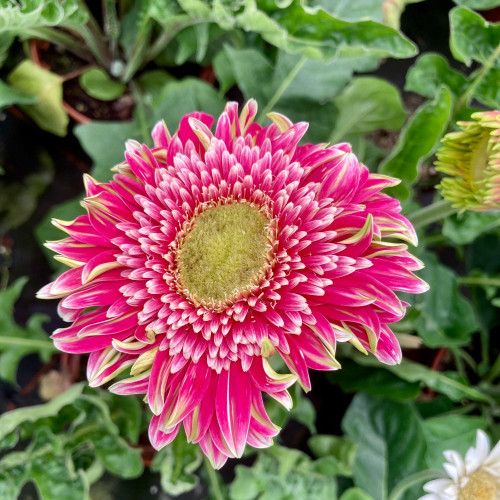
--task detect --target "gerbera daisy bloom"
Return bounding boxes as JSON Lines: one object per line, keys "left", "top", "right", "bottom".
{"left": 420, "top": 429, "right": 500, "bottom": 500}
{"left": 38, "top": 100, "right": 427, "bottom": 467}
{"left": 436, "top": 110, "right": 500, "bottom": 212}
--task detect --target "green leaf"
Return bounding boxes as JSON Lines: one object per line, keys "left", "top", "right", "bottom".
{"left": 453, "top": 0, "right": 500, "bottom": 7}
{"left": 152, "top": 78, "right": 226, "bottom": 131}
{"left": 450, "top": 7, "right": 500, "bottom": 67}
{"left": 0, "top": 79, "right": 37, "bottom": 110}
{"left": 443, "top": 211, "right": 500, "bottom": 245}
{"left": 0, "top": 156, "right": 54, "bottom": 234}
{"left": 379, "top": 86, "right": 452, "bottom": 200}
{"left": 331, "top": 77, "right": 407, "bottom": 143}
{"left": 230, "top": 445, "right": 338, "bottom": 500}
{"left": 405, "top": 53, "right": 468, "bottom": 98}
{"left": 342, "top": 394, "right": 426, "bottom": 500}
{"left": 151, "top": 433, "right": 202, "bottom": 496}
{"left": 241, "top": 1, "right": 417, "bottom": 60}
{"left": 346, "top": 351, "right": 493, "bottom": 403}
{"left": 35, "top": 196, "right": 84, "bottom": 271}
{"left": 7, "top": 60, "right": 69, "bottom": 136}
{"left": 381, "top": 0, "right": 425, "bottom": 29}
{"left": 0, "top": 383, "right": 84, "bottom": 442}
{"left": 308, "top": 435, "right": 356, "bottom": 476}
{"left": 474, "top": 67, "right": 500, "bottom": 108}
{"left": 0, "top": 0, "right": 87, "bottom": 33}
{"left": 75, "top": 121, "right": 142, "bottom": 182}
{"left": 0, "top": 278, "right": 56, "bottom": 383}
{"left": 407, "top": 252, "right": 477, "bottom": 348}
{"left": 331, "top": 360, "right": 421, "bottom": 400}
{"left": 273, "top": 52, "right": 379, "bottom": 103}
{"left": 422, "top": 415, "right": 487, "bottom": 469}
{"left": 79, "top": 68, "right": 126, "bottom": 101}
{"left": 306, "top": 0, "right": 385, "bottom": 23}
{"left": 340, "top": 488, "right": 375, "bottom": 500}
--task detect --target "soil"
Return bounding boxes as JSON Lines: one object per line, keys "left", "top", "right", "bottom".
{"left": 32, "top": 40, "right": 134, "bottom": 122}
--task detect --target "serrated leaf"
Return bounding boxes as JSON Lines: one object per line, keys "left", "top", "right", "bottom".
{"left": 342, "top": 394, "right": 426, "bottom": 500}
{"left": 379, "top": 86, "right": 452, "bottom": 199}
{"left": 0, "top": 0, "right": 87, "bottom": 33}
{"left": 7, "top": 60, "right": 69, "bottom": 136}
{"left": 240, "top": 1, "right": 417, "bottom": 60}
{"left": 0, "top": 383, "right": 84, "bottom": 442}
{"left": 79, "top": 68, "right": 126, "bottom": 101}
{"left": 230, "top": 445, "right": 338, "bottom": 500}
{"left": 422, "top": 415, "right": 487, "bottom": 469}
{"left": 0, "top": 278, "right": 56, "bottom": 383}
{"left": 151, "top": 433, "right": 202, "bottom": 496}
{"left": 0, "top": 79, "right": 37, "bottom": 110}
{"left": 331, "top": 77, "right": 407, "bottom": 142}
{"left": 450, "top": 7, "right": 500, "bottom": 67}
{"left": 405, "top": 53, "right": 468, "bottom": 98}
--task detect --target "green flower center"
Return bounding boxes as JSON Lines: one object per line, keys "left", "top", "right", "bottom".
{"left": 177, "top": 202, "right": 270, "bottom": 304}
{"left": 459, "top": 470, "right": 497, "bottom": 500}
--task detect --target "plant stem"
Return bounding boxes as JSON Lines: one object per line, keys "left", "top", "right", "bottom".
{"left": 130, "top": 81, "right": 150, "bottom": 144}
{"left": 408, "top": 199, "right": 458, "bottom": 229}
{"left": 204, "top": 455, "right": 224, "bottom": 500}
{"left": 120, "top": 24, "right": 153, "bottom": 83}
{"left": 458, "top": 276, "right": 500, "bottom": 287}
{"left": 25, "top": 28, "right": 91, "bottom": 62}
{"left": 0, "top": 337, "right": 56, "bottom": 350}
{"left": 257, "top": 56, "right": 307, "bottom": 124}
{"left": 388, "top": 469, "right": 444, "bottom": 500}
{"left": 455, "top": 42, "right": 500, "bottom": 112}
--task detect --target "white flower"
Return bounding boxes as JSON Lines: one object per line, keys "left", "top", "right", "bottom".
{"left": 420, "top": 429, "right": 500, "bottom": 500}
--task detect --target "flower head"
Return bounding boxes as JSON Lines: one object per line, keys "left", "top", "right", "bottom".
{"left": 436, "top": 111, "right": 500, "bottom": 212}
{"left": 38, "top": 100, "right": 427, "bottom": 467}
{"left": 421, "top": 429, "right": 500, "bottom": 500}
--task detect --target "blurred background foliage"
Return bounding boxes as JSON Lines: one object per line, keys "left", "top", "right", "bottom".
{"left": 0, "top": 0, "right": 499, "bottom": 499}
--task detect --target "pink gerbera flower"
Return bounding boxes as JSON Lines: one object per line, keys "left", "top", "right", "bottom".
{"left": 38, "top": 100, "right": 428, "bottom": 467}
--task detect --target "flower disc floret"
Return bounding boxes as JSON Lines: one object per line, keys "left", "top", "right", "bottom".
{"left": 39, "top": 100, "right": 427, "bottom": 468}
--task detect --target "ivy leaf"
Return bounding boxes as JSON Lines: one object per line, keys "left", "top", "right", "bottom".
{"left": 379, "top": 85, "right": 452, "bottom": 200}
{"left": 150, "top": 432, "right": 202, "bottom": 496}
{"left": 7, "top": 60, "right": 69, "bottom": 136}
{"left": 342, "top": 394, "right": 427, "bottom": 500}
{"left": 0, "top": 278, "right": 56, "bottom": 384}
{"left": 405, "top": 53, "right": 468, "bottom": 98}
